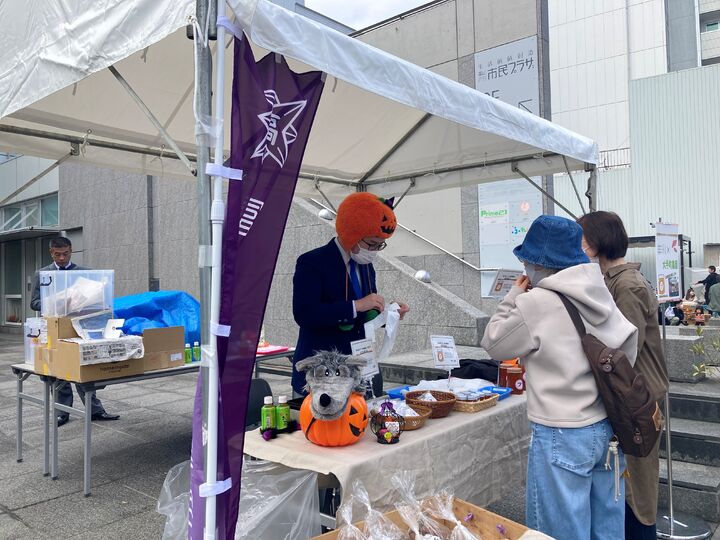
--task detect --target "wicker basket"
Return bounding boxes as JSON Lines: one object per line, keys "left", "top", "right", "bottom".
{"left": 405, "top": 390, "right": 456, "bottom": 418}
{"left": 401, "top": 404, "right": 431, "bottom": 430}
{"left": 453, "top": 393, "right": 499, "bottom": 413}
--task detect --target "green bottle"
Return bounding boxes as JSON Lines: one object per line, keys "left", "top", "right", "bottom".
{"left": 261, "top": 396, "right": 276, "bottom": 431}
{"left": 192, "top": 341, "right": 200, "bottom": 363}
{"left": 184, "top": 343, "right": 192, "bottom": 364}
{"left": 275, "top": 395, "right": 290, "bottom": 432}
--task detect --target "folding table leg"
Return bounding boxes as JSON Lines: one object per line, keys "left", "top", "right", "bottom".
{"left": 43, "top": 380, "right": 50, "bottom": 476}
{"left": 51, "top": 382, "right": 58, "bottom": 480}
{"left": 83, "top": 389, "right": 93, "bottom": 496}
{"left": 16, "top": 376, "right": 22, "bottom": 463}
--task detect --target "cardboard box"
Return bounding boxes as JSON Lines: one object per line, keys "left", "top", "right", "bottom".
{"left": 53, "top": 340, "right": 144, "bottom": 382}
{"left": 45, "top": 316, "right": 78, "bottom": 349}
{"left": 312, "top": 498, "right": 531, "bottom": 540}
{"left": 142, "top": 326, "right": 185, "bottom": 372}
{"left": 34, "top": 347, "right": 52, "bottom": 376}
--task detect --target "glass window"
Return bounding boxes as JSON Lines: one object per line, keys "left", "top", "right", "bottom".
{"left": 706, "top": 21, "right": 719, "bottom": 32}
{"left": 40, "top": 195, "right": 58, "bottom": 226}
{"left": 24, "top": 201, "right": 40, "bottom": 227}
{"left": 2, "top": 206, "right": 22, "bottom": 231}
{"left": 3, "top": 241, "right": 22, "bottom": 324}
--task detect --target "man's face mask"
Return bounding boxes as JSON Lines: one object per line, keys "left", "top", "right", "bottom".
{"left": 523, "top": 263, "right": 556, "bottom": 286}
{"left": 350, "top": 247, "right": 378, "bottom": 265}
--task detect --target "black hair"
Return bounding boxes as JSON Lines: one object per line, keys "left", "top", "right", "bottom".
{"left": 576, "top": 211, "right": 628, "bottom": 260}
{"left": 49, "top": 237, "right": 72, "bottom": 249}
{"left": 710, "top": 266, "right": 717, "bottom": 272}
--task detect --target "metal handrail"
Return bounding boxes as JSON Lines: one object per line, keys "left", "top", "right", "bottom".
{"left": 308, "top": 198, "right": 499, "bottom": 273}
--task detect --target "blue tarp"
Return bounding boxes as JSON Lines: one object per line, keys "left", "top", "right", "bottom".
{"left": 114, "top": 291, "right": 200, "bottom": 345}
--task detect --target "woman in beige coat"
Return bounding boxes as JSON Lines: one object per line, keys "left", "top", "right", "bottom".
{"left": 578, "top": 211, "right": 670, "bottom": 540}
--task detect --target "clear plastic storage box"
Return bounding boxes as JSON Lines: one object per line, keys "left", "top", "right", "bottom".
{"left": 39, "top": 270, "right": 114, "bottom": 317}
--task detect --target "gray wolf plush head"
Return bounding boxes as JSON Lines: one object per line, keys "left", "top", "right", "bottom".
{"left": 296, "top": 350, "right": 367, "bottom": 421}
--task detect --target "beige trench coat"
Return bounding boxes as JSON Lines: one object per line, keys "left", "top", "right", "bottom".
{"left": 605, "top": 263, "right": 670, "bottom": 525}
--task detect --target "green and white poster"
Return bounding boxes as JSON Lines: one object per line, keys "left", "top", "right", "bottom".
{"left": 655, "top": 222, "right": 681, "bottom": 302}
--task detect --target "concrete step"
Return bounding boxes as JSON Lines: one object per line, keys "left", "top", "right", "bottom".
{"left": 660, "top": 418, "right": 720, "bottom": 466}
{"left": 659, "top": 460, "right": 720, "bottom": 523}
{"left": 669, "top": 381, "right": 720, "bottom": 422}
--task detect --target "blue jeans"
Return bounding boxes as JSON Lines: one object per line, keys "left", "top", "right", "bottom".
{"left": 526, "top": 419, "right": 625, "bottom": 540}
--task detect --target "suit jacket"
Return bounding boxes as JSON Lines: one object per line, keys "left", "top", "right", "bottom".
{"left": 291, "top": 239, "right": 376, "bottom": 394}
{"left": 30, "top": 262, "right": 87, "bottom": 312}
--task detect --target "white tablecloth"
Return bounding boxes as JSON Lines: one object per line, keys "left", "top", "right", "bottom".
{"left": 243, "top": 395, "right": 530, "bottom": 512}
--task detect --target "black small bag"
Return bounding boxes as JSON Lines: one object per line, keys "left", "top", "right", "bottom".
{"left": 557, "top": 293, "right": 663, "bottom": 457}
{"left": 451, "top": 359, "right": 499, "bottom": 382}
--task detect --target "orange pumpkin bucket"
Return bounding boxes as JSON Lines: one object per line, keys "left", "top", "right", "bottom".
{"left": 300, "top": 392, "right": 369, "bottom": 447}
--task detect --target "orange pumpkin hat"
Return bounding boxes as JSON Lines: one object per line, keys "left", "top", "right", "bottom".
{"left": 336, "top": 193, "right": 397, "bottom": 251}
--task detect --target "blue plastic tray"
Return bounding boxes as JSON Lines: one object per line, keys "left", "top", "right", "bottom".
{"left": 478, "top": 386, "right": 513, "bottom": 400}
{"left": 386, "top": 385, "right": 411, "bottom": 400}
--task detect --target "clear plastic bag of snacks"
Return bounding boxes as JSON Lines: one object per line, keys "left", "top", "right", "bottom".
{"left": 424, "top": 491, "right": 480, "bottom": 540}
{"left": 353, "top": 479, "right": 406, "bottom": 540}
{"left": 391, "top": 471, "right": 450, "bottom": 539}
{"left": 337, "top": 495, "right": 368, "bottom": 540}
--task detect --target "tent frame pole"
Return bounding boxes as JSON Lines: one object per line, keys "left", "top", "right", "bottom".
{"left": 563, "top": 155, "right": 587, "bottom": 215}
{"left": 108, "top": 65, "right": 196, "bottom": 175}
{"left": 512, "top": 163, "right": 578, "bottom": 220}
{"left": 0, "top": 124, "right": 197, "bottom": 163}
{"left": 0, "top": 147, "right": 76, "bottom": 206}
{"left": 204, "top": 0, "right": 225, "bottom": 537}
{"left": 585, "top": 167, "right": 598, "bottom": 212}
{"left": 357, "top": 113, "right": 431, "bottom": 185}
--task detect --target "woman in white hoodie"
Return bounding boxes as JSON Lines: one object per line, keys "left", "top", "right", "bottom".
{"left": 481, "top": 215, "right": 638, "bottom": 540}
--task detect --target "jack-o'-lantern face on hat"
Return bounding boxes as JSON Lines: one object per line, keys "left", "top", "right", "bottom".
{"left": 336, "top": 193, "right": 397, "bottom": 252}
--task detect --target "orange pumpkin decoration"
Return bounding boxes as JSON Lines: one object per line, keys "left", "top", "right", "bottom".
{"left": 336, "top": 193, "right": 397, "bottom": 251}
{"left": 299, "top": 392, "right": 369, "bottom": 447}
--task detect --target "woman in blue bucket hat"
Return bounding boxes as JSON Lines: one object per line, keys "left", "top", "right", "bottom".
{"left": 482, "top": 215, "right": 639, "bottom": 540}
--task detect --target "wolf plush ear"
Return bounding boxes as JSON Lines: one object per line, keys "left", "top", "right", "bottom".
{"left": 296, "top": 354, "right": 322, "bottom": 373}
{"left": 344, "top": 355, "right": 368, "bottom": 370}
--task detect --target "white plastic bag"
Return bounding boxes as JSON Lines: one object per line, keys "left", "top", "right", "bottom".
{"left": 157, "top": 461, "right": 190, "bottom": 540}
{"left": 235, "top": 459, "right": 321, "bottom": 540}
{"left": 157, "top": 459, "right": 321, "bottom": 540}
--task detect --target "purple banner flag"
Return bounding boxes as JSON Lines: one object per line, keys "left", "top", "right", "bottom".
{"left": 189, "top": 36, "right": 325, "bottom": 539}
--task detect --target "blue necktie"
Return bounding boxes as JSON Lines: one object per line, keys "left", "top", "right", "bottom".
{"left": 348, "top": 259, "right": 362, "bottom": 299}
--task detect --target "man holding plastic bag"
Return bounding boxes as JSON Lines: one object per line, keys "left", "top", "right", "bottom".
{"left": 291, "top": 193, "right": 409, "bottom": 398}
{"left": 29, "top": 237, "right": 119, "bottom": 426}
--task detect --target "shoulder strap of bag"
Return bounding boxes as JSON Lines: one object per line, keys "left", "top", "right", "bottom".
{"left": 556, "top": 292, "right": 587, "bottom": 338}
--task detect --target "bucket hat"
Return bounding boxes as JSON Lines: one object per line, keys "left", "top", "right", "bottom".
{"left": 513, "top": 215, "right": 589, "bottom": 269}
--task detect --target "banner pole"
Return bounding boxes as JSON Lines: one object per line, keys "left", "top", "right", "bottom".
{"left": 204, "top": 0, "right": 227, "bottom": 538}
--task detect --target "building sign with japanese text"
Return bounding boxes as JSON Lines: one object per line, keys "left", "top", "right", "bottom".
{"left": 475, "top": 36, "right": 539, "bottom": 115}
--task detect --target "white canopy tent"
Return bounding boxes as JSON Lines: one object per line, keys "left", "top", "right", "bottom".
{"left": 1, "top": 0, "right": 599, "bottom": 537}
{"left": 1, "top": 0, "right": 597, "bottom": 201}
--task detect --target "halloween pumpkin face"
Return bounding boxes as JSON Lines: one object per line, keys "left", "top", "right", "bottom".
{"left": 300, "top": 392, "right": 368, "bottom": 447}
{"left": 375, "top": 199, "right": 397, "bottom": 237}
{"left": 336, "top": 192, "right": 397, "bottom": 251}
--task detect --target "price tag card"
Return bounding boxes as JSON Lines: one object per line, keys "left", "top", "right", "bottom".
{"left": 350, "top": 338, "right": 380, "bottom": 379}
{"left": 430, "top": 335, "right": 460, "bottom": 370}
{"left": 488, "top": 269, "right": 523, "bottom": 298}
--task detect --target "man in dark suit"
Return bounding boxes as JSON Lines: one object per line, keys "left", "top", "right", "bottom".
{"left": 30, "top": 237, "right": 119, "bottom": 426}
{"left": 291, "top": 193, "right": 409, "bottom": 397}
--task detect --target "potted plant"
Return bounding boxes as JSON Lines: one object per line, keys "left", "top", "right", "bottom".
{"left": 692, "top": 326, "right": 720, "bottom": 379}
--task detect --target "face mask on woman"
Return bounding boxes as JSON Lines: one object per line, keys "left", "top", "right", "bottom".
{"left": 350, "top": 247, "right": 378, "bottom": 265}
{"left": 582, "top": 246, "right": 600, "bottom": 265}
{"left": 524, "top": 263, "right": 556, "bottom": 286}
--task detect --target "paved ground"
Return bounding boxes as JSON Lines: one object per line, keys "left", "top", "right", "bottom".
{"left": 0, "top": 333, "right": 295, "bottom": 539}
{"left": 1, "top": 332, "right": 718, "bottom": 539}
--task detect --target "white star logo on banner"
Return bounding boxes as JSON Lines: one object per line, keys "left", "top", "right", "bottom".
{"left": 251, "top": 90, "right": 307, "bottom": 167}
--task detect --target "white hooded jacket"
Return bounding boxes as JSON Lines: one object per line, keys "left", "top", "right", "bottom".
{"left": 481, "top": 263, "right": 639, "bottom": 428}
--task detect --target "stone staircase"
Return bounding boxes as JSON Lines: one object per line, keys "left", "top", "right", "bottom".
{"left": 659, "top": 380, "right": 720, "bottom": 523}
